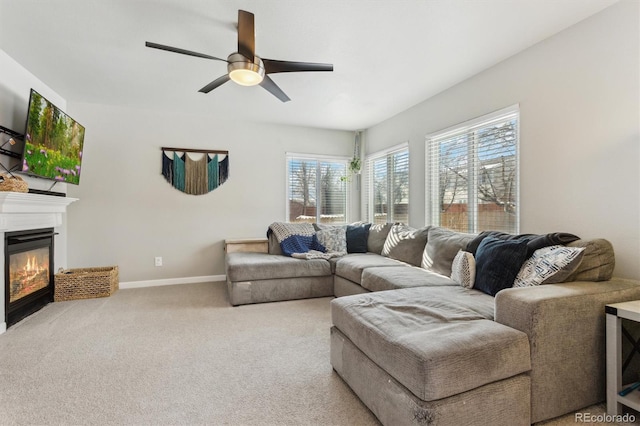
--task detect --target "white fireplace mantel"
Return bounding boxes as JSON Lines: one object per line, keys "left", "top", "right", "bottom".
{"left": 0, "top": 192, "right": 78, "bottom": 232}
{"left": 0, "top": 192, "right": 77, "bottom": 334}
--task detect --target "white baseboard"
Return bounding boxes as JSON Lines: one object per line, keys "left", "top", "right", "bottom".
{"left": 120, "top": 275, "right": 226, "bottom": 289}
{"left": 0, "top": 321, "right": 6, "bottom": 335}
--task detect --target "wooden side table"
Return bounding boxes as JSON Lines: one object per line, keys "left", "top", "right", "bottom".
{"left": 606, "top": 300, "right": 640, "bottom": 415}
{"left": 224, "top": 238, "right": 268, "bottom": 254}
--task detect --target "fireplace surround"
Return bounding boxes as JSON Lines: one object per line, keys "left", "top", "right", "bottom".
{"left": 5, "top": 228, "right": 56, "bottom": 326}
{"left": 0, "top": 192, "right": 77, "bottom": 333}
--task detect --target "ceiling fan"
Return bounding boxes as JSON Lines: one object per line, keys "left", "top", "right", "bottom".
{"left": 145, "top": 10, "right": 333, "bottom": 102}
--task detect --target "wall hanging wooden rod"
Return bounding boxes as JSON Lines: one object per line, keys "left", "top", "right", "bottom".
{"left": 161, "top": 147, "right": 229, "bottom": 155}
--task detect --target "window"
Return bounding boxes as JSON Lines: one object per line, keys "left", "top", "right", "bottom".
{"left": 426, "top": 105, "right": 519, "bottom": 233}
{"left": 364, "top": 144, "right": 409, "bottom": 224}
{"left": 286, "top": 153, "right": 348, "bottom": 224}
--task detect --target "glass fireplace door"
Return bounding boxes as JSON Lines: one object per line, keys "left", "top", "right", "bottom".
{"left": 5, "top": 228, "right": 55, "bottom": 327}
{"left": 8, "top": 246, "right": 51, "bottom": 304}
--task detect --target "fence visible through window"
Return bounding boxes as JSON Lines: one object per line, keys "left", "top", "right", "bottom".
{"left": 427, "top": 106, "right": 519, "bottom": 233}
{"left": 286, "top": 155, "right": 348, "bottom": 224}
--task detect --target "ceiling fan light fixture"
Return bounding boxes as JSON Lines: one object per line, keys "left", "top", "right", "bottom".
{"left": 228, "top": 53, "right": 265, "bottom": 86}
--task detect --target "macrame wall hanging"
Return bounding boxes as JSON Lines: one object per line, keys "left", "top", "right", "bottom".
{"left": 161, "top": 147, "right": 229, "bottom": 195}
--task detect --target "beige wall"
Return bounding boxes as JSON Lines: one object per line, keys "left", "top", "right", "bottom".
{"left": 65, "top": 103, "right": 354, "bottom": 282}
{"left": 364, "top": 1, "right": 639, "bottom": 279}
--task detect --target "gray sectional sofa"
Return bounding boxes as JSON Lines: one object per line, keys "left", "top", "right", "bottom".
{"left": 224, "top": 223, "right": 640, "bottom": 425}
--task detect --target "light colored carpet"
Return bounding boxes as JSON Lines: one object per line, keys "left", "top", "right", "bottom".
{"left": 0, "top": 282, "right": 633, "bottom": 425}
{"left": 0, "top": 282, "right": 377, "bottom": 425}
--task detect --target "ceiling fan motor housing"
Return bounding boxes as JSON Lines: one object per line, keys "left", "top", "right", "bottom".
{"left": 227, "top": 53, "right": 265, "bottom": 86}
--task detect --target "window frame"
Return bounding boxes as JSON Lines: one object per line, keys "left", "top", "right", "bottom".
{"left": 425, "top": 105, "right": 520, "bottom": 233}
{"left": 363, "top": 142, "right": 410, "bottom": 224}
{"left": 285, "top": 152, "right": 350, "bottom": 224}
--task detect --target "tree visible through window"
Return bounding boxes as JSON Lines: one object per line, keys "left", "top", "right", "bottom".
{"left": 365, "top": 145, "right": 409, "bottom": 224}
{"left": 427, "top": 107, "right": 519, "bottom": 233}
{"left": 286, "top": 155, "right": 348, "bottom": 224}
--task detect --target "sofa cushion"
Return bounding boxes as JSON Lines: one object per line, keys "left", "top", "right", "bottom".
{"left": 474, "top": 237, "right": 529, "bottom": 296}
{"left": 346, "top": 223, "right": 371, "bottom": 253}
{"left": 514, "top": 245, "right": 586, "bottom": 287}
{"left": 421, "top": 227, "right": 476, "bottom": 277}
{"left": 361, "top": 266, "right": 455, "bottom": 292}
{"left": 334, "top": 253, "right": 405, "bottom": 284}
{"left": 367, "top": 222, "right": 393, "bottom": 254}
{"left": 225, "top": 252, "right": 331, "bottom": 282}
{"left": 267, "top": 232, "right": 283, "bottom": 255}
{"left": 565, "top": 239, "right": 615, "bottom": 282}
{"left": 331, "top": 286, "right": 530, "bottom": 401}
{"left": 328, "top": 256, "right": 340, "bottom": 274}
{"left": 381, "top": 224, "right": 429, "bottom": 267}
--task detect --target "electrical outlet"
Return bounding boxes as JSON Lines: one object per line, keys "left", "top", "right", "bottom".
{"left": 155, "top": 256, "right": 163, "bottom": 267}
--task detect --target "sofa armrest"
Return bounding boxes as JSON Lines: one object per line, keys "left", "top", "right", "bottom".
{"left": 495, "top": 279, "right": 640, "bottom": 423}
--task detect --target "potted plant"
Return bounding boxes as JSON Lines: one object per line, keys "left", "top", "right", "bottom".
{"left": 349, "top": 156, "right": 361, "bottom": 175}
{"left": 341, "top": 156, "right": 362, "bottom": 182}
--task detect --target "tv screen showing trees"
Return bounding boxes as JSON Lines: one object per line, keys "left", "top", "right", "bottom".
{"left": 22, "top": 89, "right": 85, "bottom": 185}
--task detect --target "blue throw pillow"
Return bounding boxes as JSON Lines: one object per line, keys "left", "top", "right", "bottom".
{"left": 346, "top": 223, "right": 371, "bottom": 253}
{"left": 474, "top": 236, "right": 529, "bottom": 296}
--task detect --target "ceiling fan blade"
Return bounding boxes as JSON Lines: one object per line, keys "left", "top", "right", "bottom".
{"left": 260, "top": 76, "right": 291, "bottom": 102}
{"left": 237, "top": 10, "right": 255, "bottom": 61}
{"left": 145, "top": 42, "right": 227, "bottom": 62}
{"left": 262, "top": 59, "right": 333, "bottom": 74}
{"left": 198, "top": 75, "right": 231, "bottom": 94}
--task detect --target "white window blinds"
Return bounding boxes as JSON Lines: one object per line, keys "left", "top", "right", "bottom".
{"left": 364, "top": 144, "right": 409, "bottom": 224}
{"left": 426, "top": 106, "right": 519, "bottom": 233}
{"left": 286, "top": 154, "right": 348, "bottom": 224}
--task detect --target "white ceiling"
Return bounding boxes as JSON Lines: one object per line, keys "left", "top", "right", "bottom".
{"left": 0, "top": 0, "right": 619, "bottom": 131}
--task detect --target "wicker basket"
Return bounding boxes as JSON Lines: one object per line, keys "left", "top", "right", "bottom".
{"left": 0, "top": 174, "right": 28, "bottom": 193}
{"left": 54, "top": 266, "right": 119, "bottom": 301}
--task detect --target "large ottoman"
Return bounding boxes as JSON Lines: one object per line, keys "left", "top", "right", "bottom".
{"left": 330, "top": 286, "right": 532, "bottom": 425}
{"left": 225, "top": 252, "right": 333, "bottom": 306}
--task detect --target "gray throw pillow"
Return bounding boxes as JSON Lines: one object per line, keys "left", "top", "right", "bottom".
{"left": 422, "top": 227, "right": 476, "bottom": 277}
{"left": 367, "top": 222, "right": 393, "bottom": 254}
{"left": 381, "top": 224, "right": 429, "bottom": 267}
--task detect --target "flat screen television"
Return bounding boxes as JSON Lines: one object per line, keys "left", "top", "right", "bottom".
{"left": 22, "top": 89, "right": 85, "bottom": 185}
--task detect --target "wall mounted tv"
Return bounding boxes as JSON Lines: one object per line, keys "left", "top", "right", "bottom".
{"left": 22, "top": 89, "right": 85, "bottom": 185}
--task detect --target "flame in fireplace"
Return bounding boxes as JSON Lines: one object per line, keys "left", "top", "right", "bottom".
{"left": 23, "top": 256, "right": 47, "bottom": 275}
{"left": 9, "top": 247, "right": 50, "bottom": 304}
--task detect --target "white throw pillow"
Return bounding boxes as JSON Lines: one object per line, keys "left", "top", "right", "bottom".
{"left": 451, "top": 250, "right": 475, "bottom": 289}
{"left": 514, "top": 245, "right": 586, "bottom": 288}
